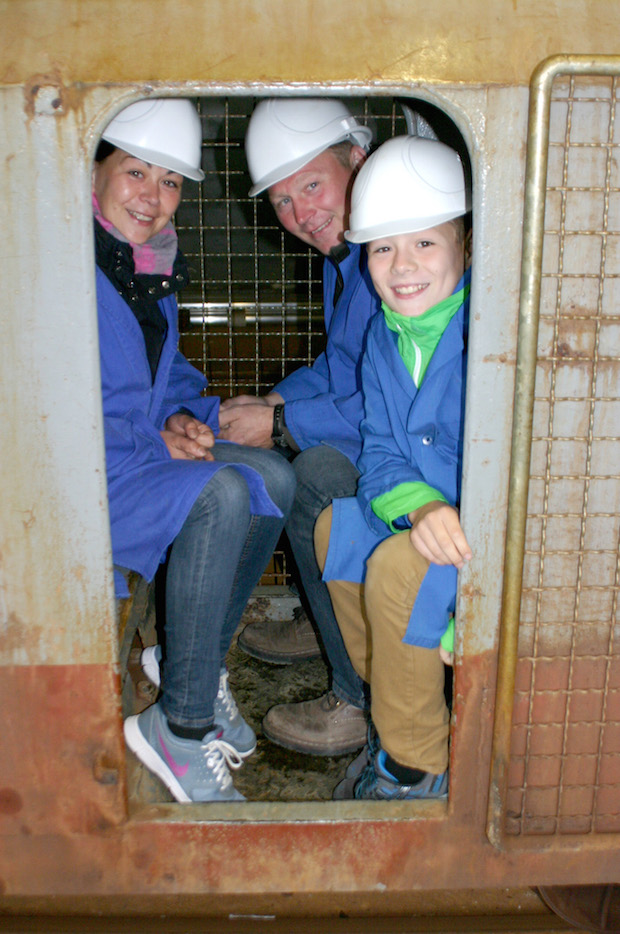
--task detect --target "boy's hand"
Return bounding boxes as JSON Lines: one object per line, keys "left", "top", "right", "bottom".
{"left": 408, "top": 501, "right": 472, "bottom": 570}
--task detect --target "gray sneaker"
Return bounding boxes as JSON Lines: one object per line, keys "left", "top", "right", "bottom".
{"left": 237, "top": 606, "right": 322, "bottom": 664}
{"left": 124, "top": 702, "right": 245, "bottom": 802}
{"left": 262, "top": 690, "right": 367, "bottom": 756}
{"left": 140, "top": 646, "right": 256, "bottom": 758}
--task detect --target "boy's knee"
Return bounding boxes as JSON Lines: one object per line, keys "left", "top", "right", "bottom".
{"left": 313, "top": 505, "right": 333, "bottom": 572}
{"left": 366, "top": 532, "right": 428, "bottom": 591}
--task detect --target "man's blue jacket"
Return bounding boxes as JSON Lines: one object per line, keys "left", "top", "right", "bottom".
{"left": 274, "top": 242, "right": 381, "bottom": 464}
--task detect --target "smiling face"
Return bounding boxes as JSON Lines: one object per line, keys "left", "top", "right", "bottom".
{"left": 366, "top": 222, "right": 465, "bottom": 318}
{"left": 268, "top": 146, "right": 365, "bottom": 255}
{"left": 92, "top": 149, "right": 183, "bottom": 244}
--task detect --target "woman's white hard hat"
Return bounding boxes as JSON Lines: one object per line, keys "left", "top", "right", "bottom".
{"left": 245, "top": 98, "right": 373, "bottom": 197}
{"left": 346, "top": 136, "right": 468, "bottom": 243}
{"left": 102, "top": 98, "right": 205, "bottom": 182}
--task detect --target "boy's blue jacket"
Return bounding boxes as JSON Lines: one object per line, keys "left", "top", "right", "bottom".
{"left": 274, "top": 242, "right": 381, "bottom": 464}
{"left": 97, "top": 269, "right": 281, "bottom": 597}
{"left": 323, "top": 272, "right": 469, "bottom": 647}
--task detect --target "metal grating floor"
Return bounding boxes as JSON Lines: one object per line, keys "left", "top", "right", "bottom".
{"left": 508, "top": 75, "right": 620, "bottom": 836}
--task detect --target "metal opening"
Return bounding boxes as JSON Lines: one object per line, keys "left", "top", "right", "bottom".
{"left": 104, "top": 93, "right": 472, "bottom": 812}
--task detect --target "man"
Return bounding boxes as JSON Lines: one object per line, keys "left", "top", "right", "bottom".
{"left": 219, "top": 98, "right": 380, "bottom": 756}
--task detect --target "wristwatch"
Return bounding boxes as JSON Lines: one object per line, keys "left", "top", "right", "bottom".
{"left": 271, "top": 403, "right": 287, "bottom": 447}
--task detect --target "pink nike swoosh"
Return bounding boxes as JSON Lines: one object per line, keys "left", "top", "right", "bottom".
{"left": 157, "top": 728, "right": 189, "bottom": 777}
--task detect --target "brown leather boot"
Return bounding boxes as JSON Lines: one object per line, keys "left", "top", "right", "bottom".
{"left": 237, "top": 606, "right": 322, "bottom": 664}
{"left": 263, "top": 690, "right": 367, "bottom": 755}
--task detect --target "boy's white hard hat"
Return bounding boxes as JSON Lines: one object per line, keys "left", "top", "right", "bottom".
{"left": 245, "top": 98, "right": 373, "bottom": 196}
{"left": 346, "top": 135, "right": 468, "bottom": 243}
{"left": 102, "top": 99, "right": 205, "bottom": 182}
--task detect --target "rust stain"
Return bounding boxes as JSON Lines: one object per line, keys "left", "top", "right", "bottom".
{"left": 92, "top": 749, "right": 120, "bottom": 787}
{"left": 482, "top": 353, "right": 513, "bottom": 364}
{"left": 2, "top": 611, "right": 43, "bottom": 655}
{"left": 1, "top": 664, "right": 127, "bottom": 839}
{"left": 20, "top": 507, "right": 36, "bottom": 529}
{"left": 0, "top": 789, "right": 23, "bottom": 816}
{"left": 22, "top": 68, "right": 89, "bottom": 123}
{"left": 2, "top": 0, "right": 620, "bottom": 88}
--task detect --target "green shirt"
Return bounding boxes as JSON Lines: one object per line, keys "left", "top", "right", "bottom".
{"left": 370, "top": 285, "right": 469, "bottom": 531}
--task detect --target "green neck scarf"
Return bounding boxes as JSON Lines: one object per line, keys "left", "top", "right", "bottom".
{"left": 382, "top": 284, "right": 469, "bottom": 387}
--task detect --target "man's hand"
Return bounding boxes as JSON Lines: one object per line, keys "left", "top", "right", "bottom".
{"left": 161, "top": 412, "right": 215, "bottom": 460}
{"left": 218, "top": 392, "right": 284, "bottom": 447}
{"left": 408, "top": 501, "right": 472, "bottom": 570}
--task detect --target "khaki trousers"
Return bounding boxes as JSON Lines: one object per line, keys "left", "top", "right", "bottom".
{"left": 315, "top": 506, "right": 449, "bottom": 773}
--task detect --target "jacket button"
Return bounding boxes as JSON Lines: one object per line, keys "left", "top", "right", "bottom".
{"left": 422, "top": 434, "right": 433, "bottom": 446}
{"left": 162, "top": 280, "right": 170, "bottom": 289}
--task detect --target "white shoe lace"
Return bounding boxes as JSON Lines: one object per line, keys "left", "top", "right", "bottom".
{"left": 202, "top": 735, "right": 244, "bottom": 789}
{"left": 217, "top": 668, "right": 239, "bottom": 718}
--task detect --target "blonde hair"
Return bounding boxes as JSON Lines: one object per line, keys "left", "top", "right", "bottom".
{"left": 328, "top": 140, "right": 357, "bottom": 168}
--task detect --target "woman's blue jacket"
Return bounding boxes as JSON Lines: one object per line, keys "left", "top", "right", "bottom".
{"left": 96, "top": 269, "right": 281, "bottom": 597}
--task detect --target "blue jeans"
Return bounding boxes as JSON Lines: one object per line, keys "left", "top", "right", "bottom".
{"left": 286, "top": 445, "right": 367, "bottom": 709}
{"left": 162, "top": 443, "right": 295, "bottom": 730}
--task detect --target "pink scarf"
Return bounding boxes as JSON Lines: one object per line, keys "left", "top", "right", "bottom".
{"left": 92, "top": 192, "right": 178, "bottom": 275}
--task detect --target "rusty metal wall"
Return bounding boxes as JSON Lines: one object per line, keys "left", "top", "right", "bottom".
{"left": 1, "top": 0, "right": 620, "bottom": 910}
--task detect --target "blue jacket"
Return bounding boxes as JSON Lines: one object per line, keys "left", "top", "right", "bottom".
{"left": 274, "top": 242, "right": 381, "bottom": 463}
{"left": 97, "top": 269, "right": 281, "bottom": 597}
{"left": 323, "top": 273, "right": 469, "bottom": 647}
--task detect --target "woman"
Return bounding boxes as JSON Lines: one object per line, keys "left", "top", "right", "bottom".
{"left": 93, "top": 98, "right": 295, "bottom": 802}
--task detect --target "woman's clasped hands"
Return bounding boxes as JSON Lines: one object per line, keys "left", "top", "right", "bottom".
{"left": 161, "top": 412, "right": 215, "bottom": 461}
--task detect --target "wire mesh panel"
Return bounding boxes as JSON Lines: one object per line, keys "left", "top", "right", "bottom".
{"left": 507, "top": 74, "right": 620, "bottom": 837}
{"left": 174, "top": 95, "right": 462, "bottom": 584}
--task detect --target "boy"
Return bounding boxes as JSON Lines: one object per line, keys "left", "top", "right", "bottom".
{"left": 314, "top": 135, "right": 472, "bottom": 799}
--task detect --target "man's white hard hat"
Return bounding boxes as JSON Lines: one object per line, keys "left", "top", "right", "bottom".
{"left": 346, "top": 135, "right": 468, "bottom": 243}
{"left": 245, "top": 98, "right": 373, "bottom": 197}
{"left": 102, "top": 98, "right": 205, "bottom": 182}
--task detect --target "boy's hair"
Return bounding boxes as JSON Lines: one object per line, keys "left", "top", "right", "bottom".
{"left": 450, "top": 216, "right": 465, "bottom": 244}
{"left": 450, "top": 213, "right": 473, "bottom": 267}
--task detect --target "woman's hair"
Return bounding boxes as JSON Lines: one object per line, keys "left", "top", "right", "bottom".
{"left": 94, "top": 139, "right": 116, "bottom": 163}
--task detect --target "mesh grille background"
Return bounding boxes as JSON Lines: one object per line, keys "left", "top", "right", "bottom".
{"left": 507, "top": 76, "right": 620, "bottom": 836}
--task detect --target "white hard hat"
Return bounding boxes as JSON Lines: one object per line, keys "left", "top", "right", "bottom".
{"left": 245, "top": 98, "right": 373, "bottom": 196}
{"left": 346, "top": 136, "right": 468, "bottom": 243}
{"left": 102, "top": 99, "right": 205, "bottom": 182}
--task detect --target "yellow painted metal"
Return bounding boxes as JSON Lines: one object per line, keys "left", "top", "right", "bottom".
{"left": 487, "top": 53, "right": 620, "bottom": 849}
{"left": 1, "top": 1, "right": 620, "bottom": 88}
